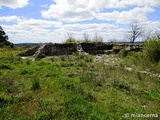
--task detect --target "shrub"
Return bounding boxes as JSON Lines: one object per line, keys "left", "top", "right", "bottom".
{"left": 31, "top": 79, "right": 41, "bottom": 91}
{"left": 65, "top": 38, "right": 77, "bottom": 43}
{"left": 0, "top": 64, "right": 12, "bottom": 70}
{"left": 143, "top": 36, "right": 160, "bottom": 63}
{"left": 119, "top": 49, "right": 129, "bottom": 58}
{"left": 64, "top": 33, "right": 77, "bottom": 43}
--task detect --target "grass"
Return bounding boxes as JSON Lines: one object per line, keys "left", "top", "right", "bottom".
{"left": 0, "top": 44, "right": 160, "bottom": 120}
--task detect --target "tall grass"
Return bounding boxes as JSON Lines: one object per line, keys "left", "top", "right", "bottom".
{"left": 0, "top": 44, "right": 160, "bottom": 119}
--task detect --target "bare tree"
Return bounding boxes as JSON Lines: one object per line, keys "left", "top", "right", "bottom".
{"left": 127, "top": 22, "right": 143, "bottom": 43}
{"left": 154, "top": 30, "right": 160, "bottom": 39}
{"left": 93, "top": 32, "right": 103, "bottom": 43}
{"left": 83, "top": 32, "right": 90, "bottom": 42}
{"left": 65, "top": 32, "right": 76, "bottom": 43}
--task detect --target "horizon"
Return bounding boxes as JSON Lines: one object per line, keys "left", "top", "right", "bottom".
{"left": 0, "top": 0, "right": 160, "bottom": 44}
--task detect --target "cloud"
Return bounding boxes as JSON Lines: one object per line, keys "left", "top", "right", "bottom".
{"left": 41, "top": 0, "right": 159, "bottom": 23}
{"left": 120, "top": 0, "right": 160, "bottom": 7}
{"left": 19, "top": 18, "right": 62, "bottom": 28}
{"left": 0, "top": 0, "right": 29, "bottom": 9}
{"left": 1, "top": 0, "right": 160, "bottom": 43}
{"left": 0, "top": 16, "right": 63, "bottom": 43}
{"left": 2, "top": 19, "right": 160, "bottom": 43}
{"left": 41, "top": 0, "right": 96, "bottom": 22}
{"left": 0, "top": 16, "right": 62, "bottom": 27}
{"left": 0, "top": 16, "right": 23, "bottom": 23}
{"left": 96, "top": 6, "right": 155, "bottom": 24}
{"left": 1, "top": 17, "right": 122, "bottom": 43}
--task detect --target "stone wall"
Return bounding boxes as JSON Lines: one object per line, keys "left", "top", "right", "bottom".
{"left": 44, "top": 43, "right": 77, "bottom": 56}
{"left": 34, "top": 43, "right": 78, "bottom": 58}
{"left": 19, "top": 42, "right": 142, "bottom": 59}
{"left": 19, "top": 43, "right": 114, "bottom": 58}
{"left": 81, "top": 43, "right": 113, "bottom": 54}
{"left": 19, "top": 45, "right": 40, "bottom": 56}
{"left": 114, "top": 44, "right": 142, "bottom": 52}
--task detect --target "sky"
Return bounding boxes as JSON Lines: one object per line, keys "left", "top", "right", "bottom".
{"left": 0, "top": 0, "right": 160, "bottom": 43}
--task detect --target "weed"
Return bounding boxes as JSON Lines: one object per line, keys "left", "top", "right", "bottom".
{"left": 0, "top": 64, "right": 12, "bottom": 70}
{"left": 119, "top": 49, "right": 129, "bottom": 58}
{"left": 31, "top": 79, "right": 41, "bottom": 91}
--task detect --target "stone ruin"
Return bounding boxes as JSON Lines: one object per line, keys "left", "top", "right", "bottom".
{"left": 0, "top": 26, "right": 13, "bottom": 48}
{"left": 19, "top": 43, "right": 113, "bottom": 59}
{"left": 19, "top": 42, "right": 142, "bottom": 59}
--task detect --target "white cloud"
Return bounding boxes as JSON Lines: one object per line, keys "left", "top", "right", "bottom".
{"left": 0, "top": 16, "right": 23, "bottom": 23}
{"left": 96, "top": 6, "right": 155, "bottom": 24}
{"left": 120, "top": 0, "right": 160, "bottom": 7}
{"left": 1, "top": 0, "right": 160, "bottom": 43}
{"left": 41, "top": 0, "right": 96, "bottom": 22}
{"left": 2, "top": 19, "right": 160, "bottom": 43}
{"left": 41, "top": 0, "right": 159, "bottom": 23}
{"left": 0, "top": 16, "right": 62, "bottom": 28}
{"left": 19, "top": 18, "right": 62, "bottom": 28}
{"left": 0, "top": 0, "right": 29, "bottom": 9}
{"left": 104, "top": 0, "right": 160, "bottom": 8}
{"left": 1, "top": 16, "right": 63, "bottom": 43}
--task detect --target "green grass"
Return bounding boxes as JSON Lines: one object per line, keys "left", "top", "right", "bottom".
{"left": 0, "top": 46, "right": 159, "bottom": 120}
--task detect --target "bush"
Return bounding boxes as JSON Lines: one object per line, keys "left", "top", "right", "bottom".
{"left": 31, "top": 79, "right": 41, "bottom": 91}
{"left": 143, "top": 36, "right": 160, "bottom": 63}
{"left": 119, "top": 49, "right": 129, "bottom": 58}
{"left": 64, "top": 38, "right": 77, "bottom": 43}
{"left": 0, "top": 64, "right": 12, "bottom": 70}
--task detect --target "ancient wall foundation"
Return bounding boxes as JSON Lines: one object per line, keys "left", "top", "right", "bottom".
{"left": 19, "top": 42, "right": 142, "bottom": 59}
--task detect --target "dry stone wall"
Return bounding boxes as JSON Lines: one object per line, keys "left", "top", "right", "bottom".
{"left": 19, "top": 43, "right": 114, "bottom": 59}
{"left": 19, "top": 42, "right": 142, "bottom": 59}
{"left": 35, "top": 43, "right": 78, "bottom": 58}
{"left": 19, "top": 45, "right": 40, "bottom": 56}
{"left": 81, "top": 43, "right": 113, "bottom": 54}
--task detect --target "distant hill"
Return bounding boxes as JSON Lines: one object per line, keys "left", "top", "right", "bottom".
{"left": 14, "top": 43, "right": 39, "bottom": 47}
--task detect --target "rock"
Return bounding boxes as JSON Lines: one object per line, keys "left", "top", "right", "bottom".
{"left": 138, "top": 71, "right": 150, "bottom": 75}
{"left": 113, "top": 48, "right": 120, "bottom": 54}
{"left": 124, "top": 66, "right": 133, "bottom": 72}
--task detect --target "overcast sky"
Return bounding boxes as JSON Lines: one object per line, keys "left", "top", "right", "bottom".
{"left": 0, "top": 0, "right": 160, "bottom": 43}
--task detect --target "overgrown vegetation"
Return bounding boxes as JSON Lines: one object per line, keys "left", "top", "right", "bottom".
{"left": 0, "top": 35, "right": 160, "bottom": 119}
{"left": 119, "top": 31, "right": 160, "bottom": 73}
{"left": 143, "top": 34, "right": 160, "bottom": 63}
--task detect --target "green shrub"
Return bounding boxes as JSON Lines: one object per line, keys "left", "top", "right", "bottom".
{"left": 0, "top": 64, "right": 12, "bottom": 70}
{"left": 64, "top": 38, "right": 77, "bottom": 43}
{"left": 119, "top": 49, "right": 129, "bottom": 58}
{"left": 143, "top": 37, "right": 160, "bottom": 63}
{"left": 31, "top": 79, "right": 41, "bottom": 91}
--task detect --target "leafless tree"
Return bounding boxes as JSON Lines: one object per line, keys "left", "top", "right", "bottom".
{"left": 93, "top": 32, "right": 103, "bottom": 43}
{"left": 154, "top": 30, "right": 160, "bottom": 39}
{"left": 83, "top": 32, "right": 90, "bottom": 42}
{"left": 127, "top": 22, "right": 143, "bottom": 43}
{"left": 65, "top": 32, "right": 76, "bottom": 43}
